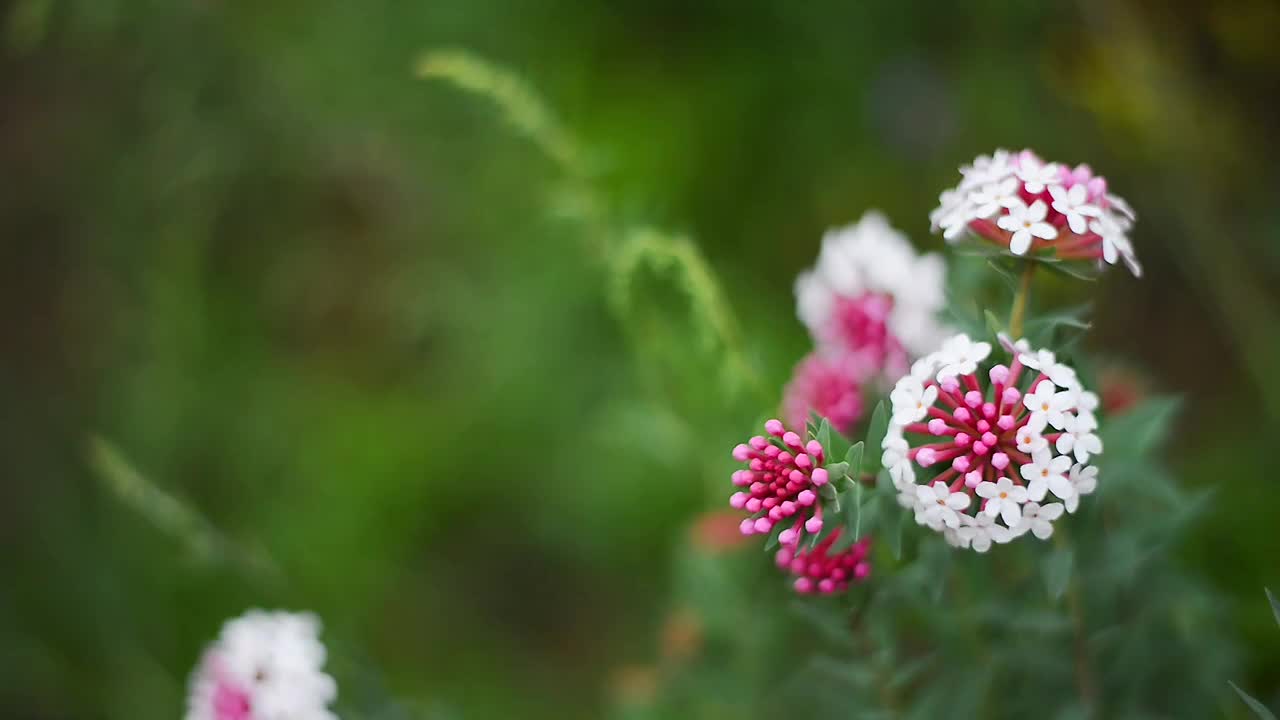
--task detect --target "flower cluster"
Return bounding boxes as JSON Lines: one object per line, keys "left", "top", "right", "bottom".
{"left": 782, "top": 352, "right": 865, "bottom": 435}
{"left": 787, "top": 212, "right": 948, "bottom": 431}
{"left": 930, "top": 149, "right": 1141, "bottom": 276}
{"left": 796, "top": 211, "right": 948, "bottom": 364}
{"left": 882, "top": 333, "right": 1102, "bottom": 551}
{"left": 186, "top": 610, "right": 338, "bottom": 720}
{"left": 775, "top": 532, "right": 872, "bottom": 595}
{"left": 729, "top": 419, "right": 876, "bottom": 592}
{"left": 730, "top": 419, "right": 830, "bottom": 540}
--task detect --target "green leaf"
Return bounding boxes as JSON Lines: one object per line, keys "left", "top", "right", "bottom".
{"left": 845, "top": 441, "right": 865, "bottom": 480}
{"left": 1100, "top": 396, "right": 1182, "bottom": 461}
{"left": 1042, "top": 546, "right": 1074, "bottom": 601}
{"left": 1038, "top": 258, "right": 1100, "bottom": 282}
{"left": 1231, "top": 681, "right": 1278, "bottom": 720}
{"left": 1268, "top": 588, "right": 1280, "bottom": 628}
{"left": 823, "top": 461, "right": 850, "bottom": 488}
{"left": 983, "top": 309, "right": 1004, "bottom": 338}
{"left": 851, "top": 483, "right": 864, "bottom": 540}
{"left": 862, "top": 403, "right": 889, "bottom": 475}
{"left": 764, "top": 521, "right": 787, "bottom": 552}
{"left": 816, "top": 416, "right": 832, "bottom": 457}
{"left": 879, "top": 499, "right": 905, "bottom": 560}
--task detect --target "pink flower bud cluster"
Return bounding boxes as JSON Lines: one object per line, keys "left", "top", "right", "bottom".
{"left": 730, "top": 419, "right": 829, "bottom": 538}
{"left": 730, "top": 419, "right": 874, "bottom": 594}
{"left": 775, "top": 532, "right": 872, "bottom": 595}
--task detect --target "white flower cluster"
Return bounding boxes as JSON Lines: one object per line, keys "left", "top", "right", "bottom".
{"left": 929, "top": 149, "right": 1141, "bottom": 277}
{"left": 186, "top": 609, "right": 338, "bottom": 720}
{"left": 794, "top": 210, "right": 949, "bottom": 357}
{"left": 882, "top": 333, "right": 1102, "bottom": 552}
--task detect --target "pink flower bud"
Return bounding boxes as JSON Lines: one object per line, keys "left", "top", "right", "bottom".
{"left": 764, "top": 419, "right": 784, "bottom": 437}
{"left": 811, "top": 468, "right": 829, "bottom": 486}
{"left": 928, "top": 418, "right": 948, "bottom": 435}
{"left": 989, "top": 365, "right": 1010, "bottom": 385}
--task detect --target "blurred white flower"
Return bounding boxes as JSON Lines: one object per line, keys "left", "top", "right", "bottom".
{"left": 795, "top": 211, "right": 948, "bottom": 360}
{"left": 186, "top": 610, "right": 337, "bottom": 720}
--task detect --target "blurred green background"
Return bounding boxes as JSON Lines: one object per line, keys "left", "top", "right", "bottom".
{"left": 2, "top": 1, "right": 1279, "bottom": 717}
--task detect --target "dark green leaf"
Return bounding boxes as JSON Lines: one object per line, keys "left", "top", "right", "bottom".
{"left": 1231, "top": 681, "right": 1278, "bottom": 720}
{"left": 863, "top": 403, "right": 889, "bottom": 475}
{"left": 880, "top": 499, "right": 905, "bottom": 560}
{"left": 1042, "top": 546, "right": 1074, "bottom": 601}
{"left": 1268, "top": 588, "right": 1280, "bottom": 629}
{"left": 764, "top": 520, "right": 787, "bottom": 552}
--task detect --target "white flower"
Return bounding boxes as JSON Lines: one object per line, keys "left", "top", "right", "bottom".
{"left": 1015, "top": 426, "right": 1048, "bottom": 454}
{"left": 1020, "top": 449, "right": 1074, "bottom": 502}
{"left": 1015, "top": 152, "right": 1061, "bottom": 194}
{"left": 1049, "top": 183, "right": 1101, "bottom": 234}
{"left": 795, "top": 211, "right": 949, "bottom": 357}
{"left": 890, "top": 459, "right": 917, "bottom": 492}
{"left": 1066, "top": 386, "right": 1100, "bottom": 426}
{"left": 1063, "top": 464, "right": 1099, "bottom": 513}
{"left": 1089, "top": 214, "right": 1142, "bottom": 277}
{"left": 997, "top": 199, "right": 1058, "bottom": 255}
{"left": 935, "top": 333, "right": 992, "bottom": 379}
{"left": 881, "top": 430, "right": 910, "bottom": 470}
{"left": 186, "top": 610, "right": 337, "bottom": 720}
{"left": 957, "top": 512, "right": 1014, "bottom": 552}
{"left": 916, "top": 480, "right": 970, "bottom": 529}
{"left": 976, "top": 477, "right": 1028, "bottom": 526}
{"left": 1017, "top": 348, "right": 1079, "bottom": 389}
{"left": 890, "top": 377, "right": 938, "bottom": 425}
{"left": 1056, "top": 412, "right": 1103, "bottom": 464}
{"left": 1023, "top": 380, "right": 1073, "bottom": 432}
{"left": 971, "top": 176, "right": 1020, "bottom": 219}
{"left": 1013, "top": 501, "right": 1064, "bottom": 540}
{"left": 960, "top": 149, "right": 1016, "bottom": 188}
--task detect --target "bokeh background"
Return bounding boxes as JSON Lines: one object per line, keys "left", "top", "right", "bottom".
{"left": 3, "top": 1, "right": 1279, "bottom": 718}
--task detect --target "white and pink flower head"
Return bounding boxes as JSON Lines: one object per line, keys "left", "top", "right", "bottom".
{"left": 882, "top": 332, "right": 1102, "bottom": 550}
{"left": 186, "top": 610, "right": 338, "bottom": 720}
{"left": 795, "top": 211, "right": 949, "bottom": 374}
{"left": 930, "top": 149, "right": 1141, "bottom": 277}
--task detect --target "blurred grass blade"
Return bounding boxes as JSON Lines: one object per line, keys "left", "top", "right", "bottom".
{"left": 1230, "top": 682, "right": 1277, "bottom": 720}
{"left": 87, "top": 435, "right": 279, "bottom": 581}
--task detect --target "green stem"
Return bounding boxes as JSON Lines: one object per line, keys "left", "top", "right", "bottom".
{"left": 1008, "top": 262, "right": 1036, "bottom": 339}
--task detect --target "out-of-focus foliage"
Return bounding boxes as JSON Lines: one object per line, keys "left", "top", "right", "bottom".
{"left": 1, "top": 1, "right": 1278, "bottom": 719}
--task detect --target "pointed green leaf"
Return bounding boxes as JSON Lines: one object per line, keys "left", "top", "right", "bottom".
{"left": 881, "top": 503, "right": 904, "bottom": 560}
{"left": 1043, "top": 546, "right": 1074, "bottom": 601}
{"left": 863, "top": 403, "right": 889, "bottom": 475}
{"left": 823, "top": 461, "right": 850, "bottom": 488}
{"left": 845, "top": 441, "right": 865, "bottom": 480}
{"left": 983, "top": 309, "right": 1004, "bottom": 338}
{"left": 1268, "top": 588, "right": 1280, "bottom": 628}
{"left": 764, "top": 520, "right": 787, "bottom": 552}
{"left": 816, "top": 417, "right": 832, "bottom": 457}
{"left": 1231, "top": 682, "right": 1278, "bottom": 720}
